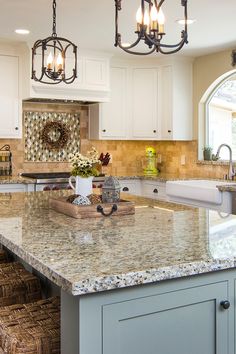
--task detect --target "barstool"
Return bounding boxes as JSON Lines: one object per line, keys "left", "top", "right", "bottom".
{"left": 0, "top": 250, "right": 9, "bottom": 264}
{"left": 0, "top": 262, "right": 41, "bottom": 307}
{"left": 0, "top": 297, "right": 60, "bottom": 354}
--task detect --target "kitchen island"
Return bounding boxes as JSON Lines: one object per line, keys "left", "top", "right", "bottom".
{"left": 0, "top": 191, "right": 235, "bottom": 353}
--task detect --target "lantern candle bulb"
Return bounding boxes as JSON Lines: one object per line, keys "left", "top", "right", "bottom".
{"left": 46, "top": 52, "right": 53, "bottom": 70}
{"left": 157, "top": 8, "right": 165, "bottom": 34}
{"left": 144, "top": 10, "right": 150, "bottom": 32}
{"left": 56, "top": 53, "right": 63, "bottom": 72}
{"left": 150, "top": 6, "right": 158, "bottom": 30}
{"left": 136, "top": 6, "right": 143, "bottom": 32}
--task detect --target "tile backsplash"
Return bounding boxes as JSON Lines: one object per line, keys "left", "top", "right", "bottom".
{"left": 0, "top": 102, "right": 230, "bottom": 179}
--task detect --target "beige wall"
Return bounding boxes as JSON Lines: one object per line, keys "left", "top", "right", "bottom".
{"left": 193, "top": 48, "right": 235, "bottom": 139}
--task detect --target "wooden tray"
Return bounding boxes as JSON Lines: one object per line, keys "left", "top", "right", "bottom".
{"left": 49, "top": 197, "right": 135, "bottom": 219}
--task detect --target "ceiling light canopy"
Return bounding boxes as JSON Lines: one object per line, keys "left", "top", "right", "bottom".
{"left": 115, "top": 0, "right": 188, "bottom": 55}
{"left": 31, "top": 0, "right": 77, "bottom": 85}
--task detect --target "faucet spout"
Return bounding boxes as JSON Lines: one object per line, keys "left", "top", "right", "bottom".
{"left": 216, "top": 144, "right": 235, "bottom": 180}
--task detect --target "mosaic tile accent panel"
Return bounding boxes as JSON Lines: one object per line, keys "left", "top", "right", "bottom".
{"left": 24, "top": 111, "right": 80, "bottom": 162}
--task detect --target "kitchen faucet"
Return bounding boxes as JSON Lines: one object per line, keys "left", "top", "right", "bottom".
{"left": 215, "top": 144, "right": 235, "bottom": 180}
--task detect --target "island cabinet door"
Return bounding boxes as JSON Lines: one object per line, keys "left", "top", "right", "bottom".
{"left": 103, "top": 282, "right": 229, "bottom": 354}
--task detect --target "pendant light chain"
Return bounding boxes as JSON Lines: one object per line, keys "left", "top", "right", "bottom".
{"left": 52, "top": 0, "right": 57, "bottom": 37}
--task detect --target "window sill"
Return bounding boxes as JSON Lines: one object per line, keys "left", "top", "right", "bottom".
{"left": 197, "top": 160, "right": 233, "bottom": 166}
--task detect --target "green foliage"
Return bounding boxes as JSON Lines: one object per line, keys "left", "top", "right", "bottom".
{"left": 71, "top": 166, "right": 99, "bottom": 178}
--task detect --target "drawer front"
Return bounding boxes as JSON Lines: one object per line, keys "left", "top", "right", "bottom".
{"left": 142, "top": 182, "right": 166, "bottom": 200}
{"left": 119, "top": 180, "right": 141, "bottom": 196}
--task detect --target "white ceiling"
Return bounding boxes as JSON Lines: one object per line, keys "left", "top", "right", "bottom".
{"left": 0, "top": 0, "right": 235, "bottom": 58}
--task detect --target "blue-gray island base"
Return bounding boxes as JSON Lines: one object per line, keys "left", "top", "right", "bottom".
{"left": 0, "top": 191, "right": 235, "bottom": 353}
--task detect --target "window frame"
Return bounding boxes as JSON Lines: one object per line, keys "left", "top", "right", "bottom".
{"left": 198, "top": 69, "right": 236, "bottom": 161}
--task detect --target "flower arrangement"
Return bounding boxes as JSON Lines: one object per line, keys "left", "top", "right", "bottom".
{"left": 69, "top": 147, "right": 100, "bottom": 178}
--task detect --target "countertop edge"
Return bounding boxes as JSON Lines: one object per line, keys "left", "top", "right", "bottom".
{"left": 71, "top": 259, "right": 236, "bottom": 295}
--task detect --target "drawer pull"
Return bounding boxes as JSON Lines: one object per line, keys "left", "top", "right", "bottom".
{"left": 220, "top": 300, "right": 230, "bottom": 310}
{"left": 102, "top": 129, "right": 106, "bottom": 133}
{"left": 153, "top": 188, "right": 158, "bottom": 193}
{"left": 168, "top": 130, "right": 171, "bottom": 133}
{"left": 123, "top": 187, "right": 129, "bottom": 192}
{"left": 15, "top": 127, "right": 19, "bottom": 131}
{"left": 153, "top": 130, "right": 157, "bottom": 133}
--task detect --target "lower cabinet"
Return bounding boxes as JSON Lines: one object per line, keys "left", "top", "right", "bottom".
{"left": 103, "top": 282, "right": 228, "bottom": 354}
{"left": 119, "top": 179, "right": 167, "bottom": 200}
{"left": 73, "top": 271, "right": 235, "bottom": 354}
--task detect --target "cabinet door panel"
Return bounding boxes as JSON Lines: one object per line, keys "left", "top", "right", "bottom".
{"left": 160, "top": 65, "right": 173, "bottom": 140}
{"left": 103, "top": 282, "right": 228, "bottom": 354}
{"left": 132, "top": 68, "right": 159, "bottom": 139}
{"left": 84, "top": 58, "right": 109, "bottom": 90}
{"left": 100, "top": 67, "right": 127, "bottom": 138}
{"left": 0, "top": 56, "right": 20, "bottom": 138}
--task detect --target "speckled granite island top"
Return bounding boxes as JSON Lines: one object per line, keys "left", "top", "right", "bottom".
{"left": 0, "top": 191, "right": 236, "bottom": 296}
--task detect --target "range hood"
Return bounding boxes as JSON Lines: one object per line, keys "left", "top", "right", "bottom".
{"left": 23, "top": 98, "right": 98, "bottom": 106}
{"left": 27, "top": 83, "right": 110, "bottom": 103}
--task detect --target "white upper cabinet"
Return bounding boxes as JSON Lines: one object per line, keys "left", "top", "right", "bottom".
{"left": 0, "top": 54, "right": 21, "bottom": 139}
{"left": 131, "top": 68, "right": 159, "bottom": 139}
{"left": 89, "top": 66, "right": 128, "bottom": 139}
{"left": 89, "top": 57, "right": 193, "bottom": 141}
{"left": 160, "top": 62, "right": 193, "bottom": 140}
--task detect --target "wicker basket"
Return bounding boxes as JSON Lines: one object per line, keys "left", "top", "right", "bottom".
{"left": 0, "top": 262, "right": 41, "bottom": 307}
{"left": 0, "top": 297, "right": 60, "bottom": 354}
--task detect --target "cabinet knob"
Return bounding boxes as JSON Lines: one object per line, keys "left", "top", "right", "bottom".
{"left": 15, "top": 127, "right": 19, "bottom": 131}
{"left": 220, "top": 300, "right": 230, "bottom": 309}
{"left": 153, "top": 130, "right": 157, "bottom": 133}
{"left": 168, "top": 130, "right": 171, "bottom": 133}
{"left": 102, "top": 129, "right": 106, "bottom": 133}
{"left": 153, "top": 188, "right": 158, "bottom": 193}
{"left": 123, "top": 187, "right": 129, "bottom": 192}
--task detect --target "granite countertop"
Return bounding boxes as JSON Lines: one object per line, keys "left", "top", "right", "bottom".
{"left": 0, "top": 191, "right": 236, "bottom": 296}
{"left": 0, "top": 176, "right": 35, "bottom": 184}
{"left": 217, "top": 184, "right": 236, "bottom": 192}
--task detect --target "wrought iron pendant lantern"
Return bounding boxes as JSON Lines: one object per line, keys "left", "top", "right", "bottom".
{"left": 115, "top": 0, "right": 188, "bottom": 55}
{"left": 32, "top": 0, "right": 77, "bottom": 84}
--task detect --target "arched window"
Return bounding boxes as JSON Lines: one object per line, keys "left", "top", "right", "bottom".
{"left": 205, "top": 72, "right": 236, "bottom": 160}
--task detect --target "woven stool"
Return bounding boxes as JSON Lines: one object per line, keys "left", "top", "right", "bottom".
{"left": 0, "top": 297, "right": 60, "bottom": 354}
{"left": 0, "top": 250, "right": 9, "bottom": 264}
{"left": 0, "top": 262, "right": 41, "bottom": 307}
